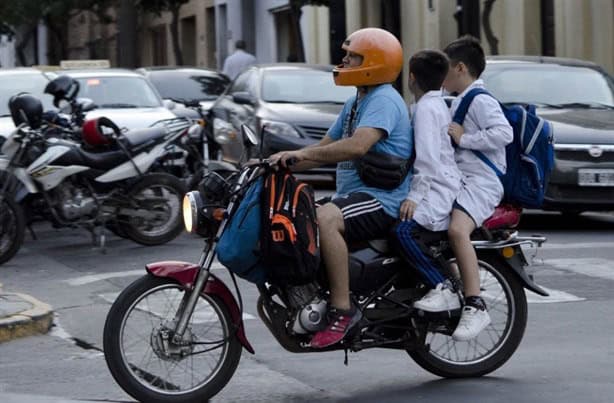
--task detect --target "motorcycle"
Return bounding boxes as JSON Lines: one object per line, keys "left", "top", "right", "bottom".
{"left": 0, "top": 99, "right": 190, "bottom": 265}
{"left": 102, "top": 125, "right": 549, "bottom": 403}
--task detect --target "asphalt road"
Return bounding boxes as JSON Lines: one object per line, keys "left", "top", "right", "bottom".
{"left": 0, "top": 208, "right": 613, "bottom": 403}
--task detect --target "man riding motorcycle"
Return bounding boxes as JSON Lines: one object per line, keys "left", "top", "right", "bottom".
{"left": 270, "top": 27, "right": 413, "bottom": 348}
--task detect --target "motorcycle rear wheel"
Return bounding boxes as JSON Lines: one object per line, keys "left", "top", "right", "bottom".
{"left": 408, "top": 253, "right": 527, "bottom": 378}
{"left": 103, "top": 275, "right": 242, "bottom": 403}
{"left": 0, "top": 196, "right": 25, "bottom": 265}
{"left": 119, "top": 174, "right": 186, "bottom": 246}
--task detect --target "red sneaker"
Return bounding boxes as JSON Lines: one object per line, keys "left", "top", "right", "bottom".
{"left": 310, "top": 307, "right": 362, "bottom": 349}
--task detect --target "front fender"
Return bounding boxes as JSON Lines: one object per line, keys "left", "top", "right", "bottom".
{"left": 146, "top": 260, "right": 255, "bottom": 354}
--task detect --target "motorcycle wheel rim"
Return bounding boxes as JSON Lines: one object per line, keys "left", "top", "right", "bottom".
{"left": 0, "top": 199, "right": 18, "bottom": 254}
{"left": 119, "top": 283, "right": 230, "bottom": 395}
{"left": 127, "top": 184, "right": 181, "bottom": 237}
{"left": 424, "top": 260, "right": 515, "bottom": 365}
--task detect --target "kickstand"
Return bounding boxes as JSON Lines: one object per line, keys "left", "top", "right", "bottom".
{"left": 343, "top": 347, "right": 349, "bottom": 366}
{"left": 89, "top": 225, "right": 107, "bottom": 254}
{"left": 27, "top": 224, "right": 37, "bottom": 240}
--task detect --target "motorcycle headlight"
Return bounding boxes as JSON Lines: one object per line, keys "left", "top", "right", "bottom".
{"left": 187, "top": 123, "right": 202, "bottom": 140}
{"left": 182, "top": 191, "right": 202, "bottom": 234}
{"left": 261, "top": 120, "right": 301, "bottom": 138}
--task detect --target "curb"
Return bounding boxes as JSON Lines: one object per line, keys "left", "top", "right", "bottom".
{"left": 0, "top": 289, "right": 54, "bottom": 343}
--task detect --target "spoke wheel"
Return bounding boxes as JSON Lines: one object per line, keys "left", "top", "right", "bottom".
{"left": 0, "top": 196, "right": 25, "bottom": 265}
{"left": 408, "top": 254, "right": 527, "bottom": 377}
{"left": 104, "top": 275, "right": 242, "bottom": 403}
{"left": 120, "top": 174, "right": 186, "bottom": 246}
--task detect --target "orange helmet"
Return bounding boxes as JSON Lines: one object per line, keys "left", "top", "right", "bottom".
{"left": 333, "top": 28, "right": 403, "bottom": 87}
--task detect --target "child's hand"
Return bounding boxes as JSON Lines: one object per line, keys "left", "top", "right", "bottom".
{"left": 448, "top": 123, "right": 464, "bottom": 145}
{"left": 400, "top": 199, "right": 417, "bottom": 221}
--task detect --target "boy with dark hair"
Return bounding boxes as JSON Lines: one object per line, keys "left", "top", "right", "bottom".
{"left": 418, "top": 35, "right": 512, "bottom": 341}
{"left": 395, "top": 49, "right": 461, "bottom": 307}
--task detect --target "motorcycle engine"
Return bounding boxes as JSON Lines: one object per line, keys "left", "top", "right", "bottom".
{"left": 285, "top": 283, "right": 328, "bottom": 334}
{"left": 56, "top": 184, "right": 97, "bottom": 221}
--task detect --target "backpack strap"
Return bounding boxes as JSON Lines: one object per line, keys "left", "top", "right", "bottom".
{"left": 451, "top": 87, "right": 503, "bottom": 177}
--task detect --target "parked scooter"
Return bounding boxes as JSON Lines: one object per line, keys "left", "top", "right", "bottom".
{"left": 102, "top": 124, "right": 549, "bottom": 403}
{"left": 0, "top": 93, "right": 189, "bottom": 265}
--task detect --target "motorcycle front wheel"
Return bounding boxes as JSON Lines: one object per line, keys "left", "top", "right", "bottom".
{"left": 119, "top": 173, "right": 186, "bottom": 246}
{"left": 408, "top": 253, "right": 528, "bottom": 378}
{"left": 103, "top": 275, "right": 242, "bottom": 403}
{"left": 0, "top": 195, "right": 25, "bottom": 265}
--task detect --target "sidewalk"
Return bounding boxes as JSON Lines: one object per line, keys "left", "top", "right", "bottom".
{"left": 0, "top": 282, "right": 54, "bottom": 343}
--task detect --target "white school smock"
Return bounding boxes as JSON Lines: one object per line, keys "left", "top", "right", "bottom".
{"left": 407, "top": 90, "right": 461, "bottom": 232}
{"left": 449, "top": 79, "right": 513, "bottom": 226}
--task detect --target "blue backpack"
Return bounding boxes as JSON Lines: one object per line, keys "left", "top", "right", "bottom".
{"left": 453, "top": 88, "right": 555, "bottom": 209}
{"left": 216, "top": 177, "right": 268, "bottom": 285}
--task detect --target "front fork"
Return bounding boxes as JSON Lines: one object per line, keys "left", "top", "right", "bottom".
{"left": 172, "top": 243, "right": 215, "bottom": 341}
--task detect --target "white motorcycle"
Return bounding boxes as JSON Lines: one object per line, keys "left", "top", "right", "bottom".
{"left": 0, "top": 94, "right": 191, "bottom": 265}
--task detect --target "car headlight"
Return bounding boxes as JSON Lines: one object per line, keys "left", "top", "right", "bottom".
{"left": 261, "top": 119, "right": 301, "bottom": 138}
{"left": 213, "top": 117, "right": 236, "bottom": 144}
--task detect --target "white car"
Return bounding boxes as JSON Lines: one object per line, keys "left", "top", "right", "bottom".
{"left": 59, "top": 68, "right": 178, "bottom": 130}
{"left": 0, "top": 68, "right": 55, "bottom": 139}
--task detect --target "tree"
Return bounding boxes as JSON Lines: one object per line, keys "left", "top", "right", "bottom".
{"left": 138, "top": 0, "right": 190, "bottom": 65}
{"left": 0, "top": 0, "right": 115, "bottom": 65}
{"left": 289, "top": 0, "right": 329, "bottom": 62}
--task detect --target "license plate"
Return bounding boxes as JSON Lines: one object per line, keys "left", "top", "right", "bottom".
{"left": 578, "top": 169, "right": 614, "bottom": 186}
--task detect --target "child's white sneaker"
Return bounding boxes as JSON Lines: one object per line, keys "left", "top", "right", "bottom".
{"left": 452, "top": 305, "right": 491, "bottom": 341}
{"left": 413, "top": 283, "right": 461, "bottom": 312}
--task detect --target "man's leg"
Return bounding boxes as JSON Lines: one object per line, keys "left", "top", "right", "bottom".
{"left": 317, "top": 202, "right": 351, "bottom": 310}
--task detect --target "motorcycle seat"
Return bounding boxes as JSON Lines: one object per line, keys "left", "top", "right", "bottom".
{"left": 122, "top": 127, "right": 168, "bottom": 148}
{"left": 55, "top": 146, "right": 129, "bottom": 171}
{"left": 483, "top": 204, "right": 522, "bottom": 230}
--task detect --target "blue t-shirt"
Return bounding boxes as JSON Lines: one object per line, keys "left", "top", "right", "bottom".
{"left": 327, "top": 84, "right": 413, "bottom": 218}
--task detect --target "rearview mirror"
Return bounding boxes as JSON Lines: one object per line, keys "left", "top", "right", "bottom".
{"left": 240, "top": 124, "right": 258, "bottom": 146}
{"left": 232, "top": 92, "right": 255, "bottom": 106}
{"left": 77, "top": 98, "right": 96, "bottom": 112}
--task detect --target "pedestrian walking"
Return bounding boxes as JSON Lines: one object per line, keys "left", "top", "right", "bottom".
{"left": 222, "top": 40, "right": 257, "bottom": 80}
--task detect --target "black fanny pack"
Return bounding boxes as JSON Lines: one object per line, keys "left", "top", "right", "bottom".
{"left": 355, "top": 150, "right": 414, "bottom": 190}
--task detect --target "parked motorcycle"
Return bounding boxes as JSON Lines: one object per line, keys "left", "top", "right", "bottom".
{"left": 42, "top": 75, "right": 204, "bottom": 189}
{"left": 0, "top": 93, "right": 189, "bottom": 265}
{"left": 102, "top": 125, "right": 549, "bottom": 402}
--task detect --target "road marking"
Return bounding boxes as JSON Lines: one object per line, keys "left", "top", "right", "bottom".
{"left": 544, "top": 258, "right": 614, "bottom": 281}
{"left": 65, "top": 264, "right": 225, "bottom": 286}
{"left": 98, "top": 292, "right": 256, "bottom": 320}
{"left": 540, "top": 242, "right": 614, "bottom": 250}
{"left": 526, "top": 287, "right": 585, "bottom": 303}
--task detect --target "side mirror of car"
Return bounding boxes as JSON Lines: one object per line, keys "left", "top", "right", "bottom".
{"left": 232, "top": 92, "right": 255, "bottom": 106}
{"left": 163, "top": 99, "right": 176, "bottom": 110}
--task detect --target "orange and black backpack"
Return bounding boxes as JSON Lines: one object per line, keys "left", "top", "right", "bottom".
{"left": 260, "top": 170, "right": 320, "bottom": 285}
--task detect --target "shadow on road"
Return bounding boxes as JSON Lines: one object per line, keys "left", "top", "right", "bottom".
{"left": 518, "top": 211, "right": 613, "bottom": 232}
{"left": 337, "top": 376, "right": 522, "bottom": 403}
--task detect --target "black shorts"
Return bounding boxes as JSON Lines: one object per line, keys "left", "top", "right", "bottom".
{"left": 329, "top": 192, "right": 395, "bottom": 243}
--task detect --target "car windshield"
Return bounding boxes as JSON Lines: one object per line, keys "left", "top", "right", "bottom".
{"left": 262, "top": 69, "right": 355, "bottom": 104}
{"left": 482, "top": 64, "right": 614, "bottom": 107}
{"left": 148, "top": 71, "right": 229, "bottom": 102}
{"left": 73, "top": 76, "right": 162, "bottom": 108}
{"left": 0, "top": 73, "right": 54, "bottom": 116}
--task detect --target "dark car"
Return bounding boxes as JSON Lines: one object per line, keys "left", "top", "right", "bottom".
{"left": 137, "top": 67, "right": 231, "bottom": 119}
{"left": 210, "top": 63, "right": 355, "bottom": 173}
{"left": 481, "top": 56, "right": 614, "bottom": 213}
